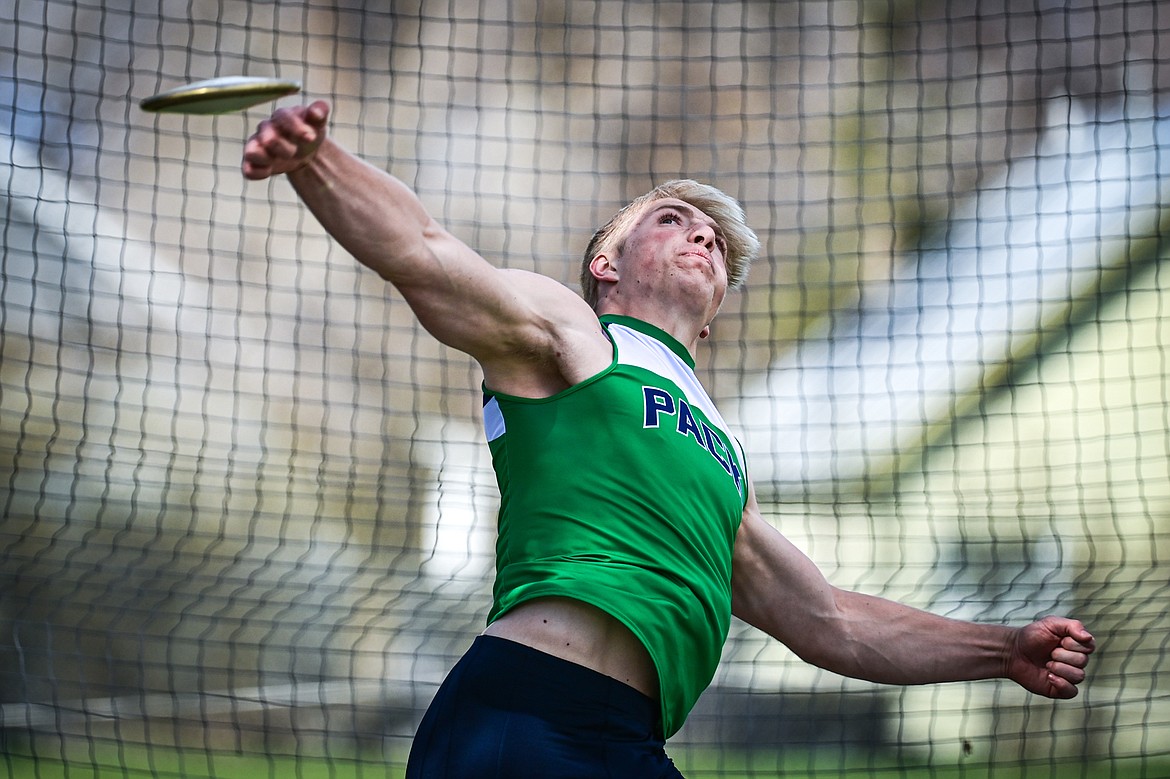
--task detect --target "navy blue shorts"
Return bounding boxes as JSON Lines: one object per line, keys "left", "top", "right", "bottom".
{"left": 406, "top": 635, "right": 684, "bottom": 778}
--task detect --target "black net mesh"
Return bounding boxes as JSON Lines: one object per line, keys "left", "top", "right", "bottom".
{"left": 2, "top": 1, "right": 1168, "bottom": 776}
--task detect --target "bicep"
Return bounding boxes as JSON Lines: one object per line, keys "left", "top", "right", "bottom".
{"left": 393, "top": 239, "right": 602, "bottom": 377}
{"left": 287, "top": 142, "right": 597, "bottom": 370}
{"left": 730, "top": 490, "right": 842, "bottom": 657}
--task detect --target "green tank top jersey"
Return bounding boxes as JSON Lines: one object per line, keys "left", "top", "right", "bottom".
{"left": 482, "top": 314, "right": 748, "bottom": 737}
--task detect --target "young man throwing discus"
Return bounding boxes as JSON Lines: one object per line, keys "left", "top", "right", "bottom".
{"left": 242, "top": 100, "right": 1096, "bottom": 778}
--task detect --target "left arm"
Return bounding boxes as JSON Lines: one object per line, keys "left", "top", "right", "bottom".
{"left": 730, "top": 487, "right": 1095, "bottom": 698}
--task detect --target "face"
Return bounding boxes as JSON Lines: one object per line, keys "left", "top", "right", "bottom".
{"left": 598, "top": 198, "right": 730, "bottom": 316}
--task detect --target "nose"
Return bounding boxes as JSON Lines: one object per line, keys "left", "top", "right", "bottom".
{"left": 691, "top": 223, "right": 716, "bottom": 252}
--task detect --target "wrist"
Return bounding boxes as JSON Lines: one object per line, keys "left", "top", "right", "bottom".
{"left": 285, "top": 152, "right": 318, "bottom": 179}
{"left": 1000, "top": 625, "right": 1021, "bottom": 680}
{"left": 285, "top": 136, "right": 332, "bottom": 179}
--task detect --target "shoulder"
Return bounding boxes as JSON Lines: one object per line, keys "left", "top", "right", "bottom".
{"left": 479, "top": 269, "right": 613, "bottom": 397}
{"left": 496, "top": 269, "right": 605, "bottom": 343}
{"left": 497, "top": 267, "right": 584, "bottom": 304}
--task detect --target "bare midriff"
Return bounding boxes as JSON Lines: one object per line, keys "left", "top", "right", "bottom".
{"left": 482, "top": 596, "right": 659, "bottom": 699}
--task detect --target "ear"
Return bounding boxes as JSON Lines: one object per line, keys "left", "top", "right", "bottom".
{"left": 589, "top": 253, "right": 619, "bottom": 284}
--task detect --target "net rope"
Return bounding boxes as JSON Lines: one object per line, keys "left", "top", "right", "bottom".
{"left": 2, "top": 1, "right": 1168, "bottom": 776}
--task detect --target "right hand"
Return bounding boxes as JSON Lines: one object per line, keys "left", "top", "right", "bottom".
{"left": 1005, "top": 615, "right": 1095, "bottom": 699}
{"left": 242, "top": 100, "right": 331, "bottom": 180}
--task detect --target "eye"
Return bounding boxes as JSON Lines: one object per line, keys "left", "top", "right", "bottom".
{"left": 659, "top": 211, "right": 683, "bottom": 225}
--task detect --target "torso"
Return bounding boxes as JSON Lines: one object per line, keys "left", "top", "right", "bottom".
{"left": 482, "top": 597, "right": 659, "bottom": 699}
{"left": 477, "top": 290, "right": 659, "bottom": 698}
{"left": 480, "top": 317, "right": 746, "bottom": 717}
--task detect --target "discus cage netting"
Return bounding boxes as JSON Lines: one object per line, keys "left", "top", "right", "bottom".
{"left": 2, "top": 2, "right": 1168, "bottom": 777}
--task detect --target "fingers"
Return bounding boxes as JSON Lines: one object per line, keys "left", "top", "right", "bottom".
{"left": 242, "top": 101, "right": 331, "bottom": 180}
{"left": 1048, "top": 634, "right": 1092, "bottom": 678}
{"left": 1056, "top": 618, "right": 1096, "bottom": 648}
{"left": 1038, "top": 616, "right": 1096, "bottom": 658}
{"left": 1061, "top": 632, "right": 1096, "bottom": 656}
{"left": 1048, "top": 655, "right": 1088, "bottom": 683}
{"left": 267, "top": 100, "right": 330, "bottom": 144}
{"left": 1072, "top": 629, "right": 1096, "bottom": 652}
{"left": 1051, "top": 644, "right": 1091, "bottom": 668}
{"left": 302, "top": 99, "right": 330, "bottom": 131}
{"left": 242, "top": 113, "right": 306, "bottom": 178}
{"left": 1046, "top": 654, "right": 1090, "bottom": 697}
{"left": 1042, "top": 622, "right": 1095, "bottom": 698}
{"left": 242, "top": 118, "right": 295, "bottom": 180}
{"left": 1011, "top": 616, "right": 1096, "bottom": 700}
{"left": 1044, "top": 671, "right": 1082, "bottom": 699}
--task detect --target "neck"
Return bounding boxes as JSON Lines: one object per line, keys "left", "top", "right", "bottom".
{"left": 595, "top": 301, "right": 706, "bottom": 356}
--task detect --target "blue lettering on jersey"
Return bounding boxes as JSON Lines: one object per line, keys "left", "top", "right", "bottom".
{"left": 642, "top": 385, "right": 744, "bottom": 495}
{"left": 643, "top": 387, "right": 675, "bottom": 427}
{"left": 702, "top": 422, "right": 730, "bottom": 472}
{"left": 676, "top": 399, "right": 704, "bottom": 445}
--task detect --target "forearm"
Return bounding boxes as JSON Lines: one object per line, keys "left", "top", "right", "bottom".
{"left": 732, "top": 509, "right": 1018, "bottom": 688}
{"left": 283, "top": 136, "right": 522, "bottom": 356}
{"left": 286, "top": 138, "right": 448, "bottom": 283}
{"left": 243, "top": 102, "right": 606, "bottom": 376}
{"left": 732, "top": 509, "right": 1093, "bottom": 698}
{"left": 803, "top": 589, "right": 1015, "bottom": 686}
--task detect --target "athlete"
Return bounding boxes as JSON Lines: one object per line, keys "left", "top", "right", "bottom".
{"left": 242, "top": 101, "right": 1096, "bottom": 778}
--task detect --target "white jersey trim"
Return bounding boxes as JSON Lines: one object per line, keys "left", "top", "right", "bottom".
{"left": 607, "top": 323, "right": 734, "bottom": 436}
{"left": 483, "top": 396, "right": 506, "bottom": 442}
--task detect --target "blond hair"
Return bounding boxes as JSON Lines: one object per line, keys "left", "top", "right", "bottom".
{"left": 580, "top": 179, "right": 760, "bottom": 308}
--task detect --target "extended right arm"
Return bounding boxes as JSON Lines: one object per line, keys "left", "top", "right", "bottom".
{"left": 731, "top": 488, "right": 1095, "bottom": 697}
{"left": 242, "top": 101, "right": 609, "bottom": 395}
